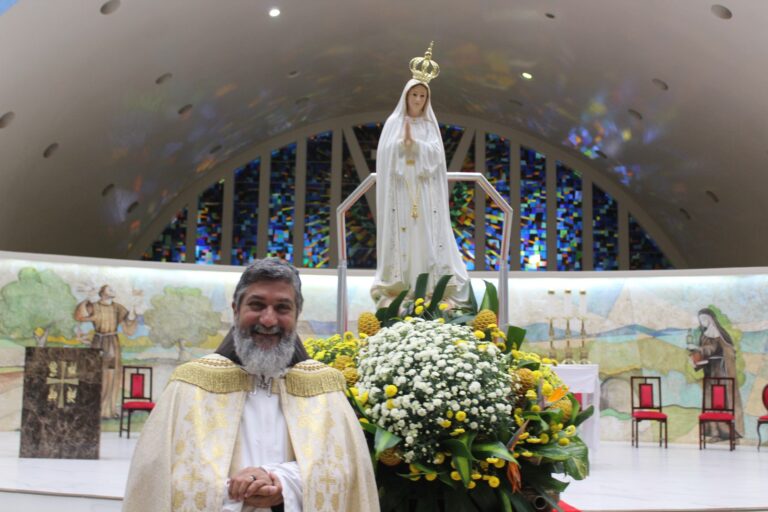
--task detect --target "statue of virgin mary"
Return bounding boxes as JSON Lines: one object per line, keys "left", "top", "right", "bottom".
{"left": 370, "top": 43, "right": 470, "bottom": 308}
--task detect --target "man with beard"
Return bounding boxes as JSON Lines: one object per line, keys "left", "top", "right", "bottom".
{"left": 123, "top": 259, "right": 379, "bottom": 512}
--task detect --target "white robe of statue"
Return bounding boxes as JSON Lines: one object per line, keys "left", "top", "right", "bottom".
{"left": 371, "top": 78, "right": 469, "bottom": 308}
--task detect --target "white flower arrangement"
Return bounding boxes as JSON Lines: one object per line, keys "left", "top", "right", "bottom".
{"left": 357, "top": 318, "right": 514, "bottom": 463}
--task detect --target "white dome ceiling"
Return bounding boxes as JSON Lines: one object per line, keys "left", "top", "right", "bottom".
{"left": 0, "top": 0, "right": 765, "bottom": 267}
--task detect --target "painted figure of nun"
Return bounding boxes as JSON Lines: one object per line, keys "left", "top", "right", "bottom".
{"left": 371, "top": 43, "right": 469, "bottom": 308}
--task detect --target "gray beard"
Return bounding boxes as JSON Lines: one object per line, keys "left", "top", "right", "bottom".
{"left": 232, "top": 323, "right": 297, "bottom": 377}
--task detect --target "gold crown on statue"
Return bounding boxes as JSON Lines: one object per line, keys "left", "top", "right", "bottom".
{"left": 409, "top": 41, "right": 440, "bottom": 84}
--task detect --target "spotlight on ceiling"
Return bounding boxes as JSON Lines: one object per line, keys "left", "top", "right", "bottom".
{"left": 0, "top": 111, "right": 15, "bottom": 129}
{"left": 652, "top": 78, "right": 669, "bottom": 91}
{"left": 521, "top": 72, "right": 533, "bottom": 80}
{"left": 269, "top": 7, "right": 281, "bottom": 17}
{"left": 628, "top": 109, "right": 643, "bottom": 121}
{"left": 705, "top": 190, "right": 720, "bottom": 203}
{"left": 711, "top": 4, "right": 733, "bottom": 19}
{"left": 100, "top": 0, "right": 120, "bottom": 15}
{"left": 545, "top": 13, "right": 555, "bottom": 19}
{"left": 43, "top": 143, "right": 59, "bottom": 159}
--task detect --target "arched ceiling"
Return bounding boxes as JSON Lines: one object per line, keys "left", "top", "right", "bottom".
{"left": 0, "top": 0, "right": 765, "bottom": 268}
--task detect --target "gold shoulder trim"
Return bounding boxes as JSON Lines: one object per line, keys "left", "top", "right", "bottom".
{"left": 170, "top": 354, "right": 250, "bottom": 394}
{"left": 284, "top": 360, "right": 346, "bottom": 397}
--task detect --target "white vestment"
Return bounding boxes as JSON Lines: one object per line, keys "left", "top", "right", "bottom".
{"left": 371, "top": 78, "right": 469, "bottom": 308}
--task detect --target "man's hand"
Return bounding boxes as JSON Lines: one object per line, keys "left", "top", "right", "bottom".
{"left": 228, "top": 467, "right": 283, "bottom": 504}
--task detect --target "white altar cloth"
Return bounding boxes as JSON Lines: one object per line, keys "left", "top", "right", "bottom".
{"left": 550, "top": 364, "right": 600, "bottom": 461}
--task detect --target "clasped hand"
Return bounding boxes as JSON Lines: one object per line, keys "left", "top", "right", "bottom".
{"left": 228, "top": 466, "right": 284, "bottom": 507}
{"left": 403, "top": 121, "right": 413, "bottom": 147}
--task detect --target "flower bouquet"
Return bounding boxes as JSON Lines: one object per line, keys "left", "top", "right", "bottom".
{"left": 303, "top": 275, "right": 592, "bottom": 511}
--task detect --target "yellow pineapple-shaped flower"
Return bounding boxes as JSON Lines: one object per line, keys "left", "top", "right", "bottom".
{"left": 342, "top": 367, "right": 359, "bottom": 386}
{"left": 555, "top": 397, "right": 573, "bottom": 422}
{"left": 332, "top": 354, "right": 354, "bottom": 371}
{"left": 472, "top": 309, "right": 498, "bottom": 331}
{"left": 358, "top": 312, "right": 381, "bottom": 336}
{"left": 378, "top": 447, "right": 403, "bottom": 466}
{"left": 515, "top": 368, "right": 536, "bottom": 392}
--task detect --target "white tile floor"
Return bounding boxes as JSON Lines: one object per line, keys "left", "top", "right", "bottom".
{"left": 0, "top": 432, "right": 766, "bottom": 511}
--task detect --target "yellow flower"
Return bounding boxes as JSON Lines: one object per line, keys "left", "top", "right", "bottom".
{"left": 518, "top": 432, "right": 530, "bottom": 441}
{"left": 357, "top": 312, "right": 381, "bottom": 336}
{"left": 468, "top": 480, "right": 477, "bottom": 489}
{"left": 439, "top": 302, "right": 449, "bottom": 311}
{"left": 471, "top": 471, "right": 482, "bottom": 480}
{"left": 359, "top": 417, "right": 369, "bottom": 424}
{"left": 526, "top": 436, "right": 542, "bottom": 444}
{"left": 525, "top": 389, "right": 538, "bottom": 400}
{"left": 450, "top": 471, "right": 462, "bottom": 481}
{"left": 415, "top": 305, "right": 424, "bottom": 315}
{"left": 344, "top": 331, "right": 355, "bottom": 341}
{"left": 446, "top": 410, "right": 454, "bottom": 419}
{"left": 477, "top": 343, "right": 487, "bottom": 352}
{"left": 565, "top": 425, "right": 577, "bottom": 436}
{"left": 425, "top": 472, "right": 438, "bottom": 481}
{"left": 488, "top": 476, "right": 500, "bottom": 488}
{"left": 455, "top": 411, "right": 467, "bottom": 422}
{"left": 433, "top": 452, "right": 446, "bottom": 464}
{"left": 384, "top": 384, "right": 398, "bottom": 397}
{"left": 531, "top": 404, "right": 541, "bottom": 412}
{"left": 450, "top": 428, "right": 466, "bottom": 436}
{"left": 558, "top": 437, "right": 571, "bottom": 446}
{"left": 316, "top": 350, "right": 326, "bottom": 360}
{"left": 359, "top": 332, "right": 368, "bottom": 339}
{"left": 360, "top": 391, "right": 369, "bottom": 405}
{"left": 487, "top": 324, "right": 497, "bottom": 330}
{"left": 415, "top": 298, "right": 425, "bottom": 305}
{"left": 494, "top": 459, "right": 505, "bottom": 468}
{"left": 409, "top": 464, "right": 420, "bottom": 474}
{"left": 437, "top": 318, "right": 445, "bottom": 323}
{"left": 539, "top": 433, "right": 550, "bottom": 444}
{"left": 342, "top": 367, "right": 359, "bottom": 386}
{"left": 542, "top": 381, "right": 553, "bottom": 397}
{"left": 474, "top": 330, "right": 486, "bottom": 340}
{"left": 439, "top": 419, "right": 452, "bottom": 428}
{"left": 521, "top": 450, "right": 533, "bottom": 457}
{"left": 349, "top": 387, "right": 359, "bottom": 397}
{"left": 386, "top": 399, "right": 395, "bottom": 409}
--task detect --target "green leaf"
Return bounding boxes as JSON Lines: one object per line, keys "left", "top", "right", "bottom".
{"left": 442, "top": 432, "right": 477, "bottom": 486}
{"left": 526, "top": 471, "right": 570, "bottom": 493}
{"left": 573, "top": 404, "right": 594, "bottom": 427}
{"left": 506, "top": 490, "right": 535, "bottom": 512}
{"left": 507, "top": 325, "right": 527, "bottom": 351}
{"left": 498, "top": 488, "right": 514, "bottom": 512}
{"left": 414, "top": 273, "right": 430, "bottom": 300}
{"left": 374, "top": 427, "right": 402, "bottom": 459}
{"left": 383, "top": 289, "right": 409, "bottom": 323}
{"left": 479, "top": 280, "right": 499, "bottom": 314}
{"left": 375, "top": 306, "right": 390, "bottom": 322}
{"left": 530, "top": 482, "right": 565, "bottom": 511}
{"left": 468, "top": 280, "right": 478, "bottom": 315}
{"left": 427, "top": 274, "right": 453, "bottom": 314}
{"left": 472, "top": 441, "right": 515, "bottom": 462}
{"left": 561, "top": 437, "right": 590, "bottom": 480}
{"left": 448, "top": 314, "right": 476, "bottom": 325}
{"left": 527, "top": 442, "right": 573, "bottom": 462}
{"left": 444, "top": 487, "right": 479, "bottom": 512}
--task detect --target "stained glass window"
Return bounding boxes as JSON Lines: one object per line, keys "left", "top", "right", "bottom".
{"left": 142, "top": 208, "right": 187, "bottom": 262}
{"left": 231, "top": 158, "right": 260, "bottom": 265}
{"left": 353, "top": 123, "right": 383, "bottom": 172}
{"left": 484, "top": 133, "right": 511, "bottom": 270}
{"left": 196, "top": 180, "right": 224, "bottom": 264}
{"left": 593, "top": 184, "right": 619, "bottom": 270}
{"left": 450, "top": 138, "right": 476, "bottom": 270}
{"left": 304, "top": 132, "right": 333, "bottom": 268}
{"left": 440, "top": 124, "right": 465, "bottom": 167}
{"left": 342, "top": 134, "right": 376, "bottom": 268}
{"left": 267, "top": 143, "right": 296, "bottom": 262}
{"left": 629, "top": 215, "right": 673, "bottom": 269}
{"left": 520, "top": 147, "right": 547, "bottom": 271}
{"left": 556, "top": 162, "right": 583, "bottom": 270}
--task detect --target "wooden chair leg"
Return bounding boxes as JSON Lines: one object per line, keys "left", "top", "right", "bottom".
{"left": 759, "top": 424, "right": 763, "bottom": 451}
{"left": 664, "top": 420, "right": 668, "bottom": 449}
{"left": 730, "top": 422, "right": 735, "bottom": 451}
{"left": 119, "top": 409, "right": 124, "bottom": 438}
{"left": 127, "top": 410, "right": 133, "bottom": 439}
{"left": 658, "top": 421, "right": 662, "bottom": 447}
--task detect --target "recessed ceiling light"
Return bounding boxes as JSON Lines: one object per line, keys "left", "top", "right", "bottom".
{"left": 509, "top": 99, "right": 524, "bottom": 108}
{"left": 0, "top": 111, "right": 14, "bottom": 129}
{"left": 100, "top": 0, "right": 120, "bottom": 15}
{"left": 269, "top": 7, "right": 280, "bottom": 17}
{"left": 126, "top": 201, "right": 139, "bottom": 214}
{"left": 521, "top": 72, "right": 533, "bottom": 80}
{"left": 679, "top": 208, "right": 692, "bottom": 220}
{"left": 651, "top": 78, "right": 669, "bottom": 91}
{"left": 178, "top": 104, "right": 193, "bottom": 116}
{"left": 155, "top": 72, "right": 173, "bottom": 85}
{"left": 545, "top": 13, "right": 555, "bottom": 19}
{"left": 101, "top": 183, "right": 115, "bottom": 196}
{"left": 43, "top": 143, "right": 59, "bottom": 158}
{"left": 287, "top": 70, "right": 300, "bottom": 78}
{"left": 628, "top": 109, "right": 643, "bottom": 121}
{"left": 705, "top": 190, "right": 720, "bottom": 203}
{"left": 711, "top": 4, "right": 732, "bottom": 19}
{"left": 209, "top": 144, "right": 222, "bottom": 154}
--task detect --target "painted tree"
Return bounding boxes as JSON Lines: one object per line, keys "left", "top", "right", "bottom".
{"left": 0, "top": 267, "right": 78, "bottom": 346}
{"left": 144, "top": 286, "right": 222, "bottom": 360}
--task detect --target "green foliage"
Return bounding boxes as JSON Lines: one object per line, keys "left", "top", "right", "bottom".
{"left": 707, "top": 305, "right": 746, "bottom": 387}
{"left": 0, "top": 267, "right": 77, "bottom": 342}
{"left": 144, "top": 287, "right": 221, "bottom": 355}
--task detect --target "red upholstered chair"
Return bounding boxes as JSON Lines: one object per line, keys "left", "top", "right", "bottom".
{"left": 120, "top": 366, "right": 156, "bottom": 438}
{"left": 698, "top": 377, "right": 736, "bottom": 451}
{"left": 758, "top": 384, "right": 768, "bottom": 451}
{"left": 630, "top": 376, "right": 668, "bottom": 448}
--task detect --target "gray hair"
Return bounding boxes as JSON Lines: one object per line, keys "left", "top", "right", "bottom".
{"left": 232, "top": 258, "right": 303, "bottom": 313}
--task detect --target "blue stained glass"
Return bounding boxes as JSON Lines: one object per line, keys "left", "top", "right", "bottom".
{"left": 142, "top": 208, "right": 187, "bottom": 262}
{"left": 556, "top": 162, "right": 583, "bottom": 270}
{"left": 450, "top": 138, "right": 476, "bottom": 270}
{"left": 520, "top": 147, "right": 547, "bottom": 271}
{"left": 593, "top": 184, "right": 619, "bottom": 270}
{"left": 439, "top": 124, "right": 465, "bottom": 168}
{"left": 629, "top": 215, "right": 673, "bottom": 269}
{"left": 353, "top": 123, "right": 383, "bottom": 172}
{"left": 484, "top": 133, "right": 511, "bottom": 270}
{"left": 342, "top": 134, "right": 376, "bottom": 268}
{"left": 304, "top": 132, "right": 333, "bottom": 268}
{"left": 231, "top": 158, "right": 260, "bottom": 265}
{"left": 196, "top": 180, "right": 224, "bottom": 264}
{"left": 267, "top": 144, "right": 296, "bottom": 262}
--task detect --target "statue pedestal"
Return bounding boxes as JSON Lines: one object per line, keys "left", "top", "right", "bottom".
{"left": 19, "top": 347, "right": 103, "bottom": 459}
